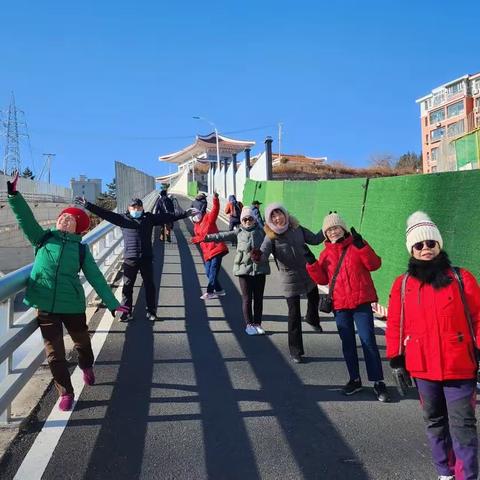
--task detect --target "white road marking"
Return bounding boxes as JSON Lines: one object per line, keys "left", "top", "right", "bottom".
{"left": 14, "top": 288, "right": 122, "bottom": 480}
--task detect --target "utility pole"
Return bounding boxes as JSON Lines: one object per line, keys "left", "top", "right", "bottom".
{"left": 2, "top": 93, "right": 22, "bottom": 175}
{"left": 42, "top": 153, "right": 56, "bottom": 184}
{"left": 278, "top": 122, "right": 283, "bottom": 161}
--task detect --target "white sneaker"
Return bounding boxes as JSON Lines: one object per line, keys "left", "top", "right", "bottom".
{"left": 245, "top": 324, "right": 258, "bottom": 335}
{"left": 215, "top": 289, "right": 226, "bottom": 296}
{"left": 200, "top": 292, "right": 218, "bottom": 300}
{"left": 438, "top": 476, "right": 455, "bottom": 480}
{"left": 255, "top": 325, "right": 266, "bottom": 335}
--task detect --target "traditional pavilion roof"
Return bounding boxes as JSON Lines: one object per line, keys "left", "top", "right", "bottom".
{"left": 159, "top": 132, "right": 255, "bottom": 164}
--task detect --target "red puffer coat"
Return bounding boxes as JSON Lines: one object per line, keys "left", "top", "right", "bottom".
{"left": 386, "top": 268, "right": 480, "bottom": 381}
{"left": 306, "top": 235, "right": 381, "bottom": 310}
{"left": 191, "top": 197, "right": 228, "bottom": 262}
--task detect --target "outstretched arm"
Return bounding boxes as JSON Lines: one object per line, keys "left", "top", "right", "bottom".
{"left": 77, "top": 198, "right": 137, "bottom": 228}
{"left": 302, "top": 226, "right": 325, "bottom": 245}
{"left": 204, "top": 230, "right": 238, "bottom": 243}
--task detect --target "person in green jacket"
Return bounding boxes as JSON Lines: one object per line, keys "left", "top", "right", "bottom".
{"left": 203, "top": 206, "right": 271, "bottom": 335}
{"left": 7, "top": 172, "right": 127, "bottom": 411}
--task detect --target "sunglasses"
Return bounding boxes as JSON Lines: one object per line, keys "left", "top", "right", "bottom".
{"left": 412, "top": 240, "right": 437, "bottom": 251}
{"left": 242, "top": 217, "right": 254, "bottom": 222}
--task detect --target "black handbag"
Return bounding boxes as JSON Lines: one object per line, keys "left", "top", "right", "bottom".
{"left": 318, "top": 246, "right": 349, "bottom": 313}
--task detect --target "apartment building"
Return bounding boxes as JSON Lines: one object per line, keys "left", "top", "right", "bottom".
{"left": 416, "top": 73, "right": 480, "bottom": 173}
{"left": 70, "top": 175, "right": 102, "bottom": 203}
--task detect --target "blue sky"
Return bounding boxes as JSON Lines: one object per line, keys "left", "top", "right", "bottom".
{"left": 0, "top": 0, "right": 477, "bottom": 188}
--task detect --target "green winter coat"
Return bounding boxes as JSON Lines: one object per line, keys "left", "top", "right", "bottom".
{"left": 8, "top": 192, "right": 120, "bottom": 314}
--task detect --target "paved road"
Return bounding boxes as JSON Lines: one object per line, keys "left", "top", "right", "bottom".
{"left": 1, "top": 198, "right": 458, "bottom": 479}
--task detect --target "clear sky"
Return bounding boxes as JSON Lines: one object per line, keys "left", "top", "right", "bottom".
{"left": 0, "top": 0, "right": 477, "bottom": 188}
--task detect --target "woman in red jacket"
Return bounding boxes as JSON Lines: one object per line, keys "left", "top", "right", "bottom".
{"left": 191, "top": 192, "right": 229, "bottom": 300}
{"left": 306, "top": 212, "right": 389, "bottom": 401}
{"left": 386, "top": 211, "right": 480, "bottom": 480}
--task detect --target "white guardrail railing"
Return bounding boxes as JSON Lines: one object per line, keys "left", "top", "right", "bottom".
{"left": 0, "top": 189, "right": 158, "bottom": 424}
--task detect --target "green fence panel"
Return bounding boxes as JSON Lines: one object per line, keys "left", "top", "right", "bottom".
{"left": 363, "top": 170, "right": 480, "bottom": 305}
{"left": 454, "top": 131, "right": 480, "bottom": 169}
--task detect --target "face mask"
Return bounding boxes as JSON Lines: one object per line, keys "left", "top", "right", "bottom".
{"left": 130, "top": 210, "right": 143, "bottom": 218}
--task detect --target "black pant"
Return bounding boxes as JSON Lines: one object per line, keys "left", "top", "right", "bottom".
{"left": 285, "top": 287, "right": 320, "bottom": 356}
{"left": 122, "top": 257, "right": 156, "bottom": 313}
{"left": 238, "top": 274, "right": 266, "bottom": 325}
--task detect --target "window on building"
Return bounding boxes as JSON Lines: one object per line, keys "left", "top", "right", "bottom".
{"left": 433, "top": 93, "right": 445, "bottom": 106}
{"left": 447, "top": 120, "right": 464, "bottom": 138}
{"left": 431, "top": 127, "right": 445, "bottom": 141}
{"left": 431, "top": 166, "right": 437, "bottom": 173}
{"left": 431, "top": 148, "right": 439, "bottom": 162}
{"left": 429, "top": 109, "right": 445, "bottom": 124}
{"left": 447, "top": 82, "right": 463, "bottom": 95}
{"left": 447, "top": 101, "right": 464, "bottom": 118}
{"left": 424, "top": 117, "right": 428, "bottom": 127}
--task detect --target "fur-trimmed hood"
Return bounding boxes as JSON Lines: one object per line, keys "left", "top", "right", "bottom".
{"left": 264, "top": 215, "right": 300, "bottom": 240}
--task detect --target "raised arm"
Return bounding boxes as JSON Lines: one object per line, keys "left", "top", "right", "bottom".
{"left": 78, "top": 198, "right": 137, "bottom": 228}
{"left": 8, "top": 191, "right": 46, "bottom": 246}
{"left": 204, "top": 230, "right": 238, "bottom": 243}
{"left": 302, "top": 226, "right": 325, "bottom": 246}
{"left": 81, "top": 247, "right": 120, "bottom": 311}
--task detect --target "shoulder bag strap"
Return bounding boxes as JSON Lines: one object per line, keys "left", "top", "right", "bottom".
{"left": 329, "top": 246, "right": 349, "bottom": 299}
{"left": 398, "top": 273, "right": 409, "bottom": 355}
{"left": 271, "top": 240, "right": 280, "bottom": 271}
{"left": 451, "top": 267, "right": 476, "bottom": 345}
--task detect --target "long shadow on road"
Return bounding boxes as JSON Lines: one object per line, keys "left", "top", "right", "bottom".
{"left": 180, "top": 219, "right": 370, "bottom": 480}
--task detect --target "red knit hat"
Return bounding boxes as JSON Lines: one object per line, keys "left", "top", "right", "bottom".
{"left": 58, "top": 207, "right": 90, "bottom": 234}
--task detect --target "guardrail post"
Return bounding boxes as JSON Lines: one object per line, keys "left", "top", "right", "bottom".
{"left": 0, "top": 295, "right": 15, "bottom": 424}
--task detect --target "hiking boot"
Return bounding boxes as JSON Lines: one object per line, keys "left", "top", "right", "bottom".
{"left": 373, "top": 381, "right": 390, "bottom": 402}
{"left": 200, "top": 292, "right": 218, "bottom": 300}
{"left": 82, "top": 367, "right": 95, "bottom": 386}
{"left": 343, "top": 379, "right": 363, "bottom": 396}
{"left": 215, "top": 289, "right": 226, "bottom": 296}
{"left": 59, "top": 393, "right": 74, "bottom": 411}
{"left": 254, "top": 325, "right": 266, "bottom": 335}
{"left": 245, "top": 324, "right": 258, "bottom": 335}
{"left": 291, "top": 354, "right": 303, "bottom": 364}
{"left": 119, "top": 312, "right": 133, "bottom": 322}
{"left": 146, "top": 311, "right": 159, "bottom": 322}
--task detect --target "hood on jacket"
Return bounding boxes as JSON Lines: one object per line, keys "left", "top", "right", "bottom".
{"left": 264, "top": 215, "right": 300, "bottom": 240}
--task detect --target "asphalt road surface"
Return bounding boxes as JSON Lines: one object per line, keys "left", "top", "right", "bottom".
{"left": 1, "top": 197, "right": 466, "bottom": 480}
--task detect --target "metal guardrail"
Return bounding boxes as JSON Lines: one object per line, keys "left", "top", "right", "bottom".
{"left": 0, "top": 189, "right": 158, "bottom": 424}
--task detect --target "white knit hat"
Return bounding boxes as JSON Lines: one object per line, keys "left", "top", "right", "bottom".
{"left": 405, "top": 211, "right": 443, "bottom": 252}
{"left": 240, "top": 206, "right": 254, "bottom": 222}
{"left": 322, "top": 212, "right": 348, "bottom": 235}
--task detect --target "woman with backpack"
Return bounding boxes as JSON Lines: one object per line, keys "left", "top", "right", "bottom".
{"left": 305, "top": 212, "right": 389, "bottom": 402}
{"left": 224, "top": 194, "right": 243, "bottom": 231}
{"left": 6, "top": 172, "right": 127, "bottom": 411}
{"left": 386, "top": 211, "right": 480, "bottom": 480}
{"left": 203, "top": 206, "right": 270, "bottom": 335}
{"left": 253, "top": 203, "right": 324, "bottom": 362}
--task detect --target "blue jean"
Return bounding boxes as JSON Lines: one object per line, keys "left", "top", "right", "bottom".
{"left": 416, "top": 378, "right": 478, "bottom": 480}
{"left": 205, "top": 255, "right": 223, "bottom": 293}
{"left": 334, "top": 303, "right": 383, "bottom": 382}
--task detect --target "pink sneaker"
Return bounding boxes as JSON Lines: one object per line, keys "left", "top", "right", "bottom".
{"left": 59, "top": 393, "right": 74, "bottom": 411}
{"left": 82, "top": 367, "right": 95, "bottom": 386}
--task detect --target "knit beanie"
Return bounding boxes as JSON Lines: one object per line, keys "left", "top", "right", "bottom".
{"left": 240, "top": 206, "right": 254, "bottom": 222}
{"left": 322, "top": 212, "right": 348, "bottom": 235}
{"left": 406, "top": 211, "right": 443, "bottom": 252}
{"left": 265, "top": 203, "right": 289, "bottom": 234}
{"left": 58, "top": 207, "right": 90, "bottom": 234}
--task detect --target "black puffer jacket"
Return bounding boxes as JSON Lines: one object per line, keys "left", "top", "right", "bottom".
{"left": 84, "top": 202, "right": 186, "bottom": 259}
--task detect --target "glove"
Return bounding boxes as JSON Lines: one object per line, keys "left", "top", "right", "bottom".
{"left": 390, "top": 356, "right": 412, "bottom": 396}
{"left": 303, "top": 245, "right": 317, "bottom": 265}
{"left": 74, "top": 196, "right": 87, "bottom": 207}
{"left": 250, "top": 248, "right": 262, "bottom": 263}
{"left": 7, "top": 171, "right": 19, "bottom": 195}
{"left": 111, "top": 305, "right": 130, "bottom": 317}
{"left": 184, "top": 207, "right": 197, "bottom": 217}
{"left": 350, "top": 227, "right": 365, "bottom": 248}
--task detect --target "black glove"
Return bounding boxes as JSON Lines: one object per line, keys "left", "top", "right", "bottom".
{"left": 390, "top": 356, "right": 412, "bottom": 396}
{"left": 350, "top": 227, "right": 365, "bottom": 248}
{"left": 7, "top": 171, "right": 19, "bottom": 196}
{"left": 303, "top": 245, "right": 317, "bottom": 265}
